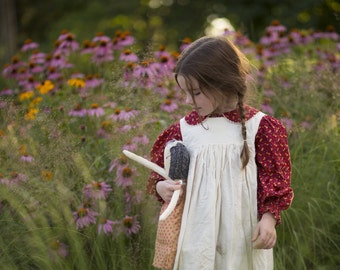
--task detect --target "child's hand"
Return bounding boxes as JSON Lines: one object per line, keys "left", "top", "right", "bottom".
{"left": 156, "top": 180, "right": 182, "bottom": 203}
{"left": 251, "top": 212, "right": 277, "bottom": 249}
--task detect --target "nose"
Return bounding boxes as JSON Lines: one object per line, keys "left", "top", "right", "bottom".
{"left": 185, "top": 94, "right": 193, "bottom": 105}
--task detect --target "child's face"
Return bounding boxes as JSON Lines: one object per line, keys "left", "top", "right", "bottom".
{"left": 177, "top": 75, "right": 217, "bottom": 116}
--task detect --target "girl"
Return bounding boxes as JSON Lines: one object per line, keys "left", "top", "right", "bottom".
{"left": 147, "top": 36, "right": 294, "bottom": 270}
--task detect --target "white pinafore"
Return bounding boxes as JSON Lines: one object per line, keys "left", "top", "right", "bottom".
{"left": 173, "top": 112, "right": 273, "bottom": 270}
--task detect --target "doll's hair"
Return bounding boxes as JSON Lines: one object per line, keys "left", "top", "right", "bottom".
{"left": 174, "top": 36, "right": 252, "bottom": 168}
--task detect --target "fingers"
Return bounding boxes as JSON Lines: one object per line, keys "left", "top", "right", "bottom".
{"left": 252, "top": 222, "right": 277, "bottom": 249}
{"left": 156, "top": 180, "right": 183, "bottom": 202}
{"left": 252, "top": 230, "right": 277, "bottom": 249}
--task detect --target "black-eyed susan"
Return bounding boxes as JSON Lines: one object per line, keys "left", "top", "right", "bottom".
{"left": 25, "top": 108, "right": 39, "bottom": 120}
{"left": 19, "top": 90, "right": 34, "bottom": 101}
{"left": 37, "top": 80, "right": 54, "bottom": 94}
{"left": 67, "top": 78, "right": 85, "bottom": 88}
{"left": 41, "top": 170, "right": 53, "bottom": 181}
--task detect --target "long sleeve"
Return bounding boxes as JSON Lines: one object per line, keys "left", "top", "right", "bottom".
{"left": 146, "top": 121, "right": 182, "bottom": 202}
{"left": 255, "top": 115, "right": 294, "bottom": 225}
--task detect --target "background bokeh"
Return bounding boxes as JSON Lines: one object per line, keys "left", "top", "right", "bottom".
{"left": 1, "top": 0, "right": 340, "bottom": 65}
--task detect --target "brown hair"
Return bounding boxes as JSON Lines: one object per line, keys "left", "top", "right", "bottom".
{"left": 174, "top": 36, "right": 252, "bottom": 168}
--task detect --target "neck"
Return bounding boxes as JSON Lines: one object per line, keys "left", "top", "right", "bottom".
{"left": 214, "top": 100, "right": 238, "bottom": 114}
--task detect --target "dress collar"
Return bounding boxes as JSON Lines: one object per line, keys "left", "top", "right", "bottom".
{"left": 184, "top": 105, "right": 258, "bottom": 125}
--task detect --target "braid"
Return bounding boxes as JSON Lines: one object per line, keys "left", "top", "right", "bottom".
{"left": 238, "top": 98, "right": 250, "bottom": 169}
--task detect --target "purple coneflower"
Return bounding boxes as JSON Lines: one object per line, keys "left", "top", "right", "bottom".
{"left": 180, "top": 37, "right": 192, "bottom": 52}
{"left": 1, "top": 89, "right": 14, "bottom": 96}
{"left": 0, "top": 172, "right": 28, "bottom": 186}
{"left": 73, "top": 205, "right": 99, "bottom": 230}
{"left": 122, "top": 141, "right": 138, "bottom": 152}
{"left": 46, "top": 67, "right": 63, "bottom": 81}
{"left": 84, "top": 74, "right": 104, "bottom": 89}
{"left": 27, "top": 61, "right": 44, "bottom": 74}
{"left": 97, "top": 218, "right": 118, "bottom": 235}
{"left": 29, "top": 50, "right": 46, "bottom": 64}
{"left": 115, "top": 166, "right": 135, "bottom": 187}
{"left": 68, "top": 104, "right": 87, "bottom": 117}
{"left": 83, "top": 181, "right": 112, "bottom": 200}
{"left": 118, "top": 108, "right": 139, "bottom": 121}
{"left": 153, "top": 82, "right": 169, "bottom": 96}
{"left": 21, "top": 154, "right": 34, "bottom": 163}
{"left": 80, "top": 40, "right": 96, "bottom": 54}
{"left": 48, "top": 240, "right": 69, "bottom": 260}
{"left": 55, "top": 32, "right": 79, "bottom": 55}
{"left": 160, "top": 99, "right": 178, "bottom": 112}
{"left": 280, "top": 117, "right": 293, "bottom": 132}
{"left": 21, "top": 39, "right": 39, "bottom": 52}
{"left": 132, "top": 134, "right": 149, "bottom": 145}
{"left": 87, "top": 103, "right": 105, "bottom": 117}
{"left": 91, "top": 41, "right": 113, "bottom": 64}
{"left": 50, "top": 53, "right": 73, "bottom": 68}
{"left": 92, "top": 32, "right": 111, "bottom": 43}
{"left": 119, "top": 49, "right": 139, "bottom": 62}
{"left": 111, "top": 31, "right": 135, "bottom": 50}
{"left": 109, "top": 155, "right": 129, "bottom": 173}
{"left": 123, "top": 215, "right": 141, "bottom": 236}
{"left": 133, "top": 60, "right": 157, "bottom": 79}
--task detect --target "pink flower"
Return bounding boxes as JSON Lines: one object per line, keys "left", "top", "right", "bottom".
{"left": 160, "top": 99, "right": 178, "bottom": 112}
{"left": 0, "top": 172, "right": 28, "bottom": 186}
{"left": 280, "top": 117, "right": 294, "bottom": 132}
{"left": 153, "top": 82, "right": 169, "bottom": 96}
{"left": 50, "top": 53, "right": 73, "bottom": 68}
{"left": 120, "top": 49, "right": 139, "bottom": 62}
{"left": 261, "top": 103, "right": 274, "bottom": 115}
{"left": 115, "top": 166, "right": 135, "bottom": 187}
{"left": 55, "top": 32, "right": 79, "bottom": 55}
{"left": 21, "top": 39, "right": 39, "bottom": 52}
{"left": 123, "top": 215, "right": 141, "bottom": 236}
{"left": 97, "top": 218, "right": 118, "bottom": 235}
{"left": 92, "top": 32, "right": 111, "bottom": 43}
{"left": 111, "top": 31, "right": 135, "bottom": 50}
{"left": 84, "top": 74, "right": 104, "bottom": 89}
{"left": 73, "top": 205, "right": 99, "bottom": 230}
{"left": 1, "top": 89, "right": 14, "bottom": 95}
{"left": 20, "top": 155, "right": 34, "bottom": 163}
{"left": 87, "top": 103, "right": 105, "bottom": 117}
{"left": 29, "top": 51, "right": 46, "bottom": 64}
{"left": 48, "top": 240, "right": 69, "bottom": 260}
{"left": 122, "top": 141, "right": 138, "bottom": 151}
{"left": 83, "top": 181, "right": 112, "bottom": 200}
{"left": 68, "top": 104, "right": 87, "bottom": 117}
{"left": 108, "top": 108, "right": 139, "bottom": 121}
{"left": 109, "top": 155, "right": 129, "bottom": 173}
{"left": 132, "top": 134, "right": 149, "bottom": 145}
{"left": 91, "top": 41, "right": 113, "bottom": 64}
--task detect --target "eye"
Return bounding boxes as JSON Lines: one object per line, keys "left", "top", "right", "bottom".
{"left": 193, "top": 91, "right": 201, "bottom": 96}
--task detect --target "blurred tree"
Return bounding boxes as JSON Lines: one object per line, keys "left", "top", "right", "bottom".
{"left": 1, "top": 0, "right": 339, "bottom": 65}
{"left": 1, "top": 0, "right": 18, "bottom": 64}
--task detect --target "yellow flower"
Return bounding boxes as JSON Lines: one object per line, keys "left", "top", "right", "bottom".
{"left": 67, "top": 78, "right": 86, "bottom": 88}
{"left": 37, "top": 80, "right": 54, "bottom": 94}
{"left": 29, "top": 97, "right": 43, "bottom": 108}
{"left": 19, "top": 144, "right": 27, "bottom": 155}
{"left": 19, "top": 91, "right": 34, "bottom": 101}
{"left": 41, "top": 170, "right": 53, "bottom": 181}
{"left": 25, "top": 108, "right": 39, "bottom": 120}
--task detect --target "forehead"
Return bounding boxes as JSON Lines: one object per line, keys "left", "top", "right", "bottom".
{"left": 176, "top": 75, "right": 199, "bottom": 91}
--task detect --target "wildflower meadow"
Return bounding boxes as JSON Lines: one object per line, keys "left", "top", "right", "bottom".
{"left": 0, "top": 21, "right": 339, "bottom": 269}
